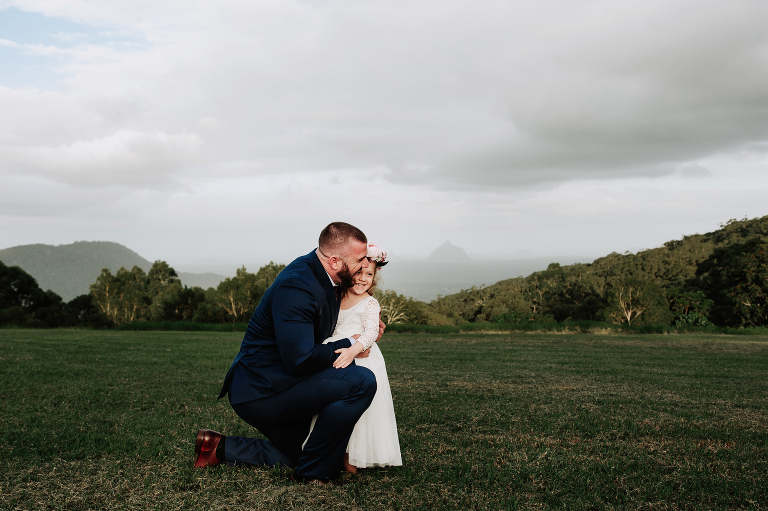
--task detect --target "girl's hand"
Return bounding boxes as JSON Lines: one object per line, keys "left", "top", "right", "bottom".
{"left": 334, "top": 341, "right": 366, "bottom": 368}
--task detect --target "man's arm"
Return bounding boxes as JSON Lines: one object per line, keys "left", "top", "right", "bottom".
{"left": 272, "top": 281, "right": 352, "bottom": 375}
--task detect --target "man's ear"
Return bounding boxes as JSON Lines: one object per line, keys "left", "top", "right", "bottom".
{"left": 328, "top": 255, "right": 340, "bottom": 270}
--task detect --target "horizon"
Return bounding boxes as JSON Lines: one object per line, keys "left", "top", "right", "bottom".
{"left": 2, "top": 214, "right": 765, "bottom": 303}
{"left": 0, "top": 235, "right": 672, "bottom": 269}
{"left": 2, "top": 212, "right": 759, "bottom": 268}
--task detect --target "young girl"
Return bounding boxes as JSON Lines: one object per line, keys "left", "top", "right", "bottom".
{"left": 305, "top": 243, "right": 402, "bottom": 472}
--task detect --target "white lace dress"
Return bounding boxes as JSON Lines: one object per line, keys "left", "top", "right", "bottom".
{"left": 305, "top": 294, "right": 402, "bottom": 468}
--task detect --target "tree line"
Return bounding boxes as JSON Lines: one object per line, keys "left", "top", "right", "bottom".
{"left": 419, "top": 216, "right": 768, "bottom": 328}
{"left": 0, "top": 260, "right": 285, "bottom": 328}
{"left": 0, "top": 254, "right": 431, "bottom": 328}
{"left": 1, "top": 215, "right": 767, "bottom": 329}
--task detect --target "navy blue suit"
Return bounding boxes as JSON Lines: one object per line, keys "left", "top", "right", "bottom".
{"left": 218, "top": 250, "right": 376, "bottom": 481}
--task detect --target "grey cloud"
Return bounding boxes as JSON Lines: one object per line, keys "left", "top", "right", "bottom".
{"left": 5, "top": 0, "right": 768, "bottom": 266}
{"left": 677, "top": 164, "right": 711, "bottom": 178}
{"left": 2, "top": 0, "right": 767, "bottom": 192}
{"left": 0, "top": 175, "right": 130, "bottom": 217}
{"left": 1, "top": 130, "right": 204, "bottom": 188}
{"left": 0, "top": 87, "right": 103, "bottom": 145}
{"left": 381, "top": 1, "right": 768, "bottom": 187}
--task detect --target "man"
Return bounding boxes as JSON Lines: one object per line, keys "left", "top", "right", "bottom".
{"left": 195, "top": 222, "right": 382, "bottom": 484}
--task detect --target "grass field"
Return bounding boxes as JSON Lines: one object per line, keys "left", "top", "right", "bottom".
{"left": 1, "top": 329, "right": 766, "bottom": 510}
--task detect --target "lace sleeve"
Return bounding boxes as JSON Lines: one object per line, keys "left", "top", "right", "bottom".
{"left": 356, "top": 297, "right": 381, "bottom": 350}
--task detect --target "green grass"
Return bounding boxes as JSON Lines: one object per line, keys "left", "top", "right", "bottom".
{"left": 114, "top": 320, "right": 249, "bottom": 332}
{"left": 85, "top": 319, "right": 768, "bottom": 336}
{"left": 386, "top": 321, "right": 768, "bottom": 336}
{"left": 1, "top": 329, "right": 767, "bottom": 510}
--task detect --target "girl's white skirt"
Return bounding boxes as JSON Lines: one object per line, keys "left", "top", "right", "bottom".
{"left": 303, "top": 342, "right": 402, "bottom": 468}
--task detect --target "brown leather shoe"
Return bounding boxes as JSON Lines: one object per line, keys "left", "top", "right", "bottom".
{"left": 194, "top": 429, "right": 223, "bottom": 468}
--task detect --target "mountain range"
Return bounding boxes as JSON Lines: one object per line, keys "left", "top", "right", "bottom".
{"left": 378, "top": 256, "right": 591, "bottom": 300}
{"left": 0, "top": 240, "right": 590, "bottom": 302}
{"left": 0, "top": 242, "right": 226, "bottom": 301}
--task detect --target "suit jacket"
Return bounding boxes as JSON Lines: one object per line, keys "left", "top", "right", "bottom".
{"left": 218, "top": 249, "right": 353, "bottom": 404}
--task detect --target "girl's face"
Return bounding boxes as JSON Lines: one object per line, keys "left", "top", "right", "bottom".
{"left": 350, "top": 264, "right": 375, "bottom": 296}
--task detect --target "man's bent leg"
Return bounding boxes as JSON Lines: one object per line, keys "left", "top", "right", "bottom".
{"left": 224, "top": 364, "right": 376, "bottom": 480}
{"left": 222, "top": 410, "right": 305, "bottom": 468}
{"left": 296, "top": 365, "right": 376, "bottom": 481}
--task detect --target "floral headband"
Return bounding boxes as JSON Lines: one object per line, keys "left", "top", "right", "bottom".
{"left": 367, "top": 242, "right": 388, "bottom": 267}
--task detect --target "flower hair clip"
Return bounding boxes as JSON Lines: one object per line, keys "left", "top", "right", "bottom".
{"left": 367, "top": 242, "right": 388, "bottom": 267}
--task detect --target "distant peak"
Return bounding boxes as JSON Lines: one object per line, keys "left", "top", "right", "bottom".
{"left": 427, "top": 241, "right": 472, "bottom": 262}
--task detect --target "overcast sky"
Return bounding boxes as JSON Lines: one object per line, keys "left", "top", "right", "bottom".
{"left": 1, "top": 0, "right": 767, "bottom": 268}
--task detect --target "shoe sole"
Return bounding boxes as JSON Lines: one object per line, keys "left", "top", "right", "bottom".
{"left": 193, "top": 429, "right": 205, "bottom": 467}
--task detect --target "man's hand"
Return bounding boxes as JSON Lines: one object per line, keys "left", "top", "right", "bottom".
{"left": 376, "top": 319, "right": 386, "bottom": 343}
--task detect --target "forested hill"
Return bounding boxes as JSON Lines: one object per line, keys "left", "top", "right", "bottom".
{"left": 425, "top": 215, "right": 768, "bottom": 327}
{"left": 0, "top": 242, "right": 152, "bottom": 301}
{"left": 2, "top": 215, "right": 767, "bottom": 329}
{"left": 0, "top": 241, "right": 225, "bottom": 301}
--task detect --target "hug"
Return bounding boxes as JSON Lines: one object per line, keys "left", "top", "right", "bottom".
{"left": 195, "top": 222, "right": 401, "bottom": 484}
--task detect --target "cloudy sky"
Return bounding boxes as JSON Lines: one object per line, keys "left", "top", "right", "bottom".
{"left": 1, "top": 0, "right": 767, "bottom": 269}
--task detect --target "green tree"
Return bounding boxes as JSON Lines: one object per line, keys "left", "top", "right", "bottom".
{"left": 191, "top": 287, "right": 231, "bottom": 323}
{"left": 160, "top": 285, "right": 207, "bottom": 321}
{"left": 493, "top": 310, "right": 555, "bottom": 325}
{"left": 0, "top": 261, "right": 72, "bottom": 327}
{"left": 536, "top": 267, "right": 607, "bottom": 322}
{"left": 254, "top": 262, "right": 285, "bottom": 297}
{"left": 408, "top": 300, "right": 454, "bottom": 326}
{"left": 146, "top": 260, "right": 182, "bottom": 321}
{"left": 114, "top": 266, "right": 150, "bottom": 324}
{"left": 372, "top": 289, "right": 452, "bottom": 326}
{"left": 90, "top": 268, "right": 119, "bottom": 323}
{"left": 698, "top": 239, "right": 768, "bottom": 327}
{"left": 67, "top": 293, "right": 112, "bottom": 328}
{"left": 0, "top": 261, "right": 48, "bottom": 311}
{"left": 668, "top": 289, "right": 713, "bottom": 327}
{"left": 375, "top": 289, "right": 411, "bottom": 324}
{"left": 90, "top": 266, "right": 150, "bottom": 325}
{"left": 602, "top": 277, "right": 672, "bottom": 326}
{"left": 215, "top": 267, "right": 260, "bottom": 323}
{"left": 29, "top": 290, "right": 72, "bottom": 328}
{"left": 213, "top": 263, "right": 285, "bottom": 323}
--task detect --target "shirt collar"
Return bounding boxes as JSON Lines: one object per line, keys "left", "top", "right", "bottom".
{"left": 324, "top": 269, "right": 338, "bottom": 287}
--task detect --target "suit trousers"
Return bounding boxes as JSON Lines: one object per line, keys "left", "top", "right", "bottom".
{"left": 225, "top": 363, "right": 377, "bottom": 481}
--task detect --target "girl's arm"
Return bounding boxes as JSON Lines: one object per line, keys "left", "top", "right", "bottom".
{"left": 333, "top": 298, "right": 381, "bottom": 368}
{"left": 355, "top": 298, "right": 381, "bottom": 350}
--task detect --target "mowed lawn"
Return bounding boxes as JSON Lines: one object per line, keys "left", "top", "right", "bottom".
{"left": 0, "top": 329, "right": 766, "bottom": 510}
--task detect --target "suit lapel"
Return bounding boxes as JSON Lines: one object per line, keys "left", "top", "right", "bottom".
{"left": 329, "top": 286, "right": 340, "bottom": 337}
{"left": 308, "top": 249, "right": 340, "bottom": 338}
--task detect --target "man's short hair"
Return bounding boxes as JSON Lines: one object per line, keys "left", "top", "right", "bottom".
{"left": 319, "top": 222, "right": 367, "bottom": 256}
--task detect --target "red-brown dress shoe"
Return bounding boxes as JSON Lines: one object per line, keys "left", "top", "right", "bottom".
{"left": 194, "top": 429, "right": 223, "bottom": 468}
